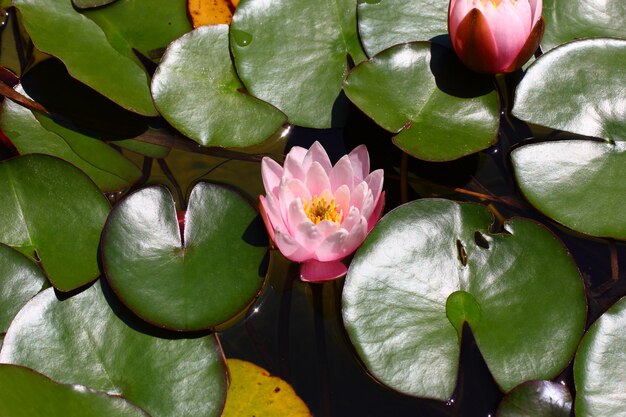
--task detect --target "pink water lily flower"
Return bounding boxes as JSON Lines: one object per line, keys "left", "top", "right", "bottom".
{"left": 448, "top": 0, "right": 545, "bottom": 74}
{"left": 260, "top": 142, "right": 384, "bottom": 282}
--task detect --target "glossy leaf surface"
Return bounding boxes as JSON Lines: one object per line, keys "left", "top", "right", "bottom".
{"left": 103, "top": 183, "right": 267, "bottom": 330}
{"left": 512, "top": 140, "right": 626, "bottom": 239}
{"left": 574, "top": 297, "right": 626, "bottom": 417}
{"left": 0, "top": 364, "right": 149, "bottom": 417}
{"left": 344, "top": 42, "right": 499, "bottom": 161}
{"left": 152, "top": 25, "right": 286, "bottom": 148}
{"left": 0, "top": 244, "right": 46, "bottom": 333}
{"left": 513, "top": 38, "right": 626, "bottom": 142}
{"left": 0, "top": 283, "right": 227, "bottom": 417}
{"left": 1, "top": 86, "right": 142, "bottom": 192}
{"left": 357, "top": 0, "right": 449, "bottom": 57}
{"left": 230, "top": 0, "right": 366, "bottom": 128}
{"left": 0, "top": 155, "right": 109, "bottom": 291}
{"left": 222, "top": 359, "right": 312, "bottom": 417}
{"left": 13, "top": 0, "right": 156, "bottom": 115}
{"left": 343, "top": 199, "right": 586, "bottom": 399}
{"left": 542, "top": 0, "right": 626, "bottom": 51}
{"left": 497, "top": 381, "right": 572, "bottom": 417}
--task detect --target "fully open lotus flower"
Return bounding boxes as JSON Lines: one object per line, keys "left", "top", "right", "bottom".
{"left": 260, "top": 142, "right": 384, "bottom": 282}
{"left": 448, "top": 0, "right": 545, "bottom": 74}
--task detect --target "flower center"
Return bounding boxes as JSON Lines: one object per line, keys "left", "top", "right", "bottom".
{"left": 303, "top": 195, "right": 343, "bottom": 224}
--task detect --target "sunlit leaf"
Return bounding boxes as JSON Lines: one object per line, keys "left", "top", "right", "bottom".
{"left": 497, "top": 381, "right": 572, "bottom": 417}
{"left": 222, "top": 359, "right": 312, "bottom": 417}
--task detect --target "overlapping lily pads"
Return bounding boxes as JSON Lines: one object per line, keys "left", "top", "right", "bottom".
{"left": 496, "top": 381, "right": 572, "bottom": 417}
{"left": 102, "top": 182, "right": 267, "bottom": 331}
{"left": 344, "top": 42, "right": 499, "bottom": 161}
{"left": 0, "top": 283, "right": 228, "bottom": 417}
{"left": 0, "top": 364, "right": 149, "bottom": 417}
{"left": 574, "top": 297, "right": 626, "bottom": 417}
{"left": 343, "top": 199, "right": 586, "bottom": 400}
{"left": 0, "top": 155, "right": 109, "bottom": 291}
{"left": 152, "top": 25, "right": 286, "bottom": 148}
{"left": 230, "top": 0, "right": 366, "bottom": 128}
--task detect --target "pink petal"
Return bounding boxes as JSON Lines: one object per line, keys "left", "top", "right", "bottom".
{"left": 314, "top": 229, "right": 350, "bottom": 262}
{"left": 305, "top": 161, "right": 332, "bottom": 197}
{"left": 259, "top": 195, "right": 276, "bottom": 241}
{"left": 448, "top": 0, "right": 474, "bottom": 40}
{"left": 278, "top": 179, "right": 311, "bottom": 233}
{"left": 367, "top": 191, "right": 385, "bottom": 232}
{"left": 342, "top": 218, "right": 369, "bottom": 255}
{"left": 452, "top": 8, "right": 500, "bottom": 73}
{"left": 274, "top": 230, "right": 313, "bottom": 262}
{"left": 300, "top": 260, "right": 347, "bottom": 282}
{"left": 341, "top": 206, "right": 362, "bottom": 232}
{"left": 284, "top": 152, "right": 305, "bottom": 181}
{"left": 286, "top": 145, "right": 308, "bottom": 165}
{"left": 303, "top": 141, "right": 332, "bottom": 174}
{"left": 261, "top": 157, "right": 283, "bottom": 197}
{"left": 528, "top": 0, "right": 542, "bottom": 26}
{"left": 329, "top": 155, "right": 354, "bottom": 192}
{"left": 348, "top": 144, "right": 370, "bottom": 182}
{"left": 363, "top": 169, "right": 384, "bottom": 219}
{"left": 483, "top": 1, "right": 531, "bottom": 70}
{"left": 333, "top": 184, "right": 351, "bottom": 215}
{"left": 287, "top": 199, "right": 323, "bottom": 249}
{"left": 350, "top": 181, "right": 372, "bottom": 213}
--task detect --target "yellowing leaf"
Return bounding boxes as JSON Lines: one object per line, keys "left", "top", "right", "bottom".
{"left": 222, "top": 359, "right": 312, "bottom": 417}
{"left": 188, "top": 0, "right": 236, "bottom": 27}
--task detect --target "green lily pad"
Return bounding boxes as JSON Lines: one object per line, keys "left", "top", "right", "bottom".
{"left": 574, "top": 297, "right": 626, "bottom": 417}
{"left": 497, "top": 381, "right": 572, "bottom": 417}
{"left": 1, "top": 86, "right": 142, "bottom": 192}
{"left": 513, "top": 38, "right": 626, "bottom": 142}
{"left": 0, "top": 364, "right": 149, "bottom": 417}
{"left": 0, "top": 283, "right": 228, "bottom": 417}
{"left": 542, "top": 0, "right": 626, "bottom": 52}
{"left": 13, "top": 0, "right": 156, "bottom": 115}
{"left": 230, "top": 0, "right": 366, "bottom": 128}
{"left": 511, "top": 140, "right": 626, "bottom": 239}
{"left": 357, "top": 0, "right": 449, "bottom": 57}
{"left": 0, "top": 155, "right": 110, "bottom": 292}
{"left": 342, "top": 199, "right": 586, "bottom": 400}
{"left": 152, "top": 25, "right": 286, "bottom": 148}
{"left": 344, "top": 42, "right": 499, "bottom": 161}
{"left": 73, "top": 0, "right": 118, "bottom": 9}
{"left": 102, "top": 183, "right": 267, "bottom": 331}
{"left": 0, "top": 243, "right": 46, "bottom": 333}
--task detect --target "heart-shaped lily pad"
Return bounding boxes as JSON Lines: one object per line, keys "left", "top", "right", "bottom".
{"left": 230, "top": 0, "right": 366, "bottom": 128}
{"left": 496, "top": 381, "right": 572, "bottom": 417}
{"left": 542, "top": 0, "right": 626, "bottom": 52}
{"left": 0, "top": 364, "right": 149, "bottom": 417}
{"left": 1, "top": 85, "right": 142, "bottom": 192}
{"left": 0, "top": 243, "right": 46, "bottom": 333}
{"left": 102, "top": 182, "right": 267, "bottom": 331}
{"left": 357, "top": 0, "right": 449, "bottom": 57}
{"left": 0, "top": 282, "right": 228, "bottom": 417}
{"left": 342, "top": 199, "right": 586, "bottom": 400}
{"left": 0, "top": 155, "right": 110, "bottom": 292}
{"left": 574, "top": 296, "right": 626, "bottom": 417}
{"left": 512, "top": 140, "right": 626, "bottom": 239}
{"left": 344, "top": 42, "right": 499, "bottom": 161}
{"left": 152, "top": 25, "right": 286, "bottom": 148}
{"left": 513, "top": 38, "right": 626, "bottom": 142}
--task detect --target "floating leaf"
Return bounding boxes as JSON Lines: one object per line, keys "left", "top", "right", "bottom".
{"left": 512, "top": 140, "right": 626, "bottom": 239}
{"left": 0, "top": 155, "right": 109, "bottom": 291}
{"left": 542, "top": 0, "right": 626, "bottom": 51}
{"left": 222, "top": 359, "right": 312, "bottom": 417}
{"left": 0, "top": 243, "right": 46, "bottom": 333}
{"left": 574, "top": 297, "right": 626, "bottom": 417}
{"left": 513, "top": 38, "right": 626, "bottom": 142}
{"left": 230, "top": 0, "right": 366, "bottom": 128}
{"left": 152, "top": 25, "right": 286, "bottom": 148}
{"left": 357, "top": 0, "right": 449, "bottom": 57}
{"left": 102, "top": 183, "right": 267, "bottom": 331}
{"left": 344, "top": 42, "right": 499, "bottom": 161}
{"left": 497, "top": 381, "right": 572, "bottom": 417}
{"left": 0, "top": 364, "right": 149, "bottom": 417}
{"left": 189, "top": 0, "right": 237, "bottom": 27}
{"left": 342, "top": 199, "right": 586, "bottom": 399}
{"left": 72, "top": 0, "right": 118, "bottom": 10}
{"left": 0, "top": 283, "right": 228, "bottom": 417}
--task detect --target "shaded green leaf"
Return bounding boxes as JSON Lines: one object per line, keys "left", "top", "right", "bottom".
{"left": 497, "top": 381, "right": 572, "bottom": 417}
{"left": 73, "top": 0, "right": 119, "bottom": 9}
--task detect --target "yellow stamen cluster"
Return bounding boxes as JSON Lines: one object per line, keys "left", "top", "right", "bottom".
{"left": 303, "top": 196, "right": 343, "bottom": 224}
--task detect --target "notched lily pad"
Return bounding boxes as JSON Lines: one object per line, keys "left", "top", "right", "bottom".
{"left": 0, "top": 155, "right": 110, "bottom": 291}
{"left": 102, "top": 182, "right": 268, "bottom": 331}
{"left": 344, "top": 42, "right": 499, "bottom": 161}
{"left": 574, "top": 296, "right": 626, "bottom": 417}
{"left": 152, "top": 25, "right": 286, "bottom": 148}
{"left": 496, "top": 380, "right": 572, "bottom": 417}
{"left": 343, "top": 199, "right": 586, "bottom": 400}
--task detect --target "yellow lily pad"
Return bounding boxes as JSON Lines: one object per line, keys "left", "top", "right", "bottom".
{"left": 223, "top": 359, "right": 312, "bottom": 417}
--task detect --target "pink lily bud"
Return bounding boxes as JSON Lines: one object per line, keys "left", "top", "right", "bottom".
{"left": 448, "top": 0, "right": 545, "bottom": 74}
{"left": 259, "top": 142, "right": 384, "bottom": 283}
